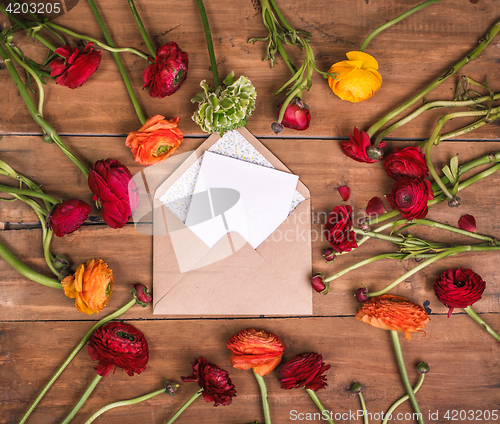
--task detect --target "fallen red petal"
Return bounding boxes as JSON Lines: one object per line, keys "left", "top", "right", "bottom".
{"left": 366, "top": 197, "right": 386, "bottom": 216}
{"left": 338, "top": 186, "right": 350, "bottom": 201}
{"left": 458, "top": 214, "right": 476, "bottom": 233}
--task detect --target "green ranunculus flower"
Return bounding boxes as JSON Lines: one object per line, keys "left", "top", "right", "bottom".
{"left": 191, "top": 72, "right": 257, "bottom": 135}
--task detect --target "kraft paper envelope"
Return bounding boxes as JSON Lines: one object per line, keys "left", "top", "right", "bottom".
{"left": 152, "top": 128, "right": 312, "bottom": 316}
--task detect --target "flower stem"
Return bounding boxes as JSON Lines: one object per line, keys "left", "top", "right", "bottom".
{"left": 84, "top": 387, "right": 166, "bottom": 424}
{"left": 382, "top": 365, "right": 425, "bottom": 424}
{"left": 253, "top": 370, "right": 272, "bottom": 424}
{"left": 390, "top": 331, "right": 425, "bottom": 424}
{"left": 60, "top": 374, "right": 102, "bottom": 424}
{"left": 43, "top": 229, "right": 60, "bottom": 277}
{"left": 360, "top": 0, "right": 443, "bottom": 52}
{"left": 358, "top": 392, "right": 369, "bottom": 424}
{"left": 0, "top": 5, "right": 57, "bottom": 51}
{"left": 194, "top": 0, "right": 220, "bottom": 88}
{"left": 126, "top": 0, "right": 156, "bottom": 58}
{"left": 86, "top": 0, "right": 147, "bottom": 125}
{"left": 411, "top": 219, "right": 498, "bottom": 244}
{"left": 366, "top": 17, "right": 500, "bottom": 139}
{"left": 464, "top": 306, "right": 500, "bottom": 343}
{"left": 0, "top": 185, "right": 59, "bottom": 204}
{"left": 0, "top": 236, "right": 61, "bottom": 289}
{"left": 165, "top": 389, "right": 203, "bottom": 424}
{"left": 18, "top": 298, "right": 137, "bottom": 424}
{"left": 44, "top": 22, "right": 149, "bottom": 60}
{"left": 306, "top": 389, "right": 334, "bottom": 424}
{"left": 0, "top": 45, "right": 89, "bottom": 177}
{"left": 276, "top": 37, "right": 298, "bottom": 75}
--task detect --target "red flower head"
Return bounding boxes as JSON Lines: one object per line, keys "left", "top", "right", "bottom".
{"left": 227, "top": 328, "right": 285, "bottom": 377}
{"left": 50, "top": 43, "right": 101, "bottom": 89}
{"left": 49, "top": 199, "right": 91, "bottom": 237}
{"left": 277, "top": 97, "right": 311, "bottom": 131}
{"left": 384, "top": 146, "right": 429, "bottom": 180}
{"left": 88, "top": 322, "right": 149, "bottom": 377}
{"left": 433, "top": 267, "right": 486, "bottom": 317}
{"left": 311, "top": 272, "right": 329, "bottom": 294}
{"left": 279, "top": 352, "right": 330, "bottom": 391}
{"left": 88, "top": 159, "right": 139, "bottom": 229}
{"left": 181, "top": 357, "right": 236, "bottom": 406}
{"left": 340, "top": 128, "right": 386, "bottom": 163}
{"left": 324, "top": 205, "right": 358, "bottom": 253}
{"left": 143, "top": 41, "right": 189, "bottom": 98}
{"left": 131, "top": 284, "right": 152, "bottom": 307}
{"left": 386, "top": 177, "right": 434, "bottom": 220}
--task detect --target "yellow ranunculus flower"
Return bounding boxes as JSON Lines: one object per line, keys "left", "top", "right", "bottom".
{"left": 327, "top": 51, "right": 382, "bottom": 103}
{"left": 62, "top": 259, "right": 113, "bottom": 315}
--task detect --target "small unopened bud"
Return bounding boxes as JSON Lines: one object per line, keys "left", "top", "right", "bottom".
{"left": 366, "top": 145, "right": 384, "bottom": 161}
{"left": 323, "top": 248, "right": 336, "bottom": 264}
{"left": 42, "top": 134, "right": 54, "bottom": 143}
{"left": 359, "top": 218, "right": 370, "bottom": 232}
{"left": 448, "top": 196, "right": 461, "bottom": 208}
{"left": 165, "top": 379, "right": 179, "bottom": 396}
{"left": 355, "top": 287, "right": 369, "bottom": 302}
{"left": 417, "top": 362, "right": 430, "bottom": 374}
{"left": 271, "top": 122, "right": 284, "bottom": 134}
{"left": 53, "top": 254, "right": 70, "bottom": 270}
{"left": 58, "top": 270, "right": 71, "bottom": 281}
{"left": 311, "top": 272, "right": 329, "bottom": 294}
{"left": 131, "top": 284, "right": 152, "bottom": 307}
{"left": 349, "top": 382, "right": 363, "bottom": 394}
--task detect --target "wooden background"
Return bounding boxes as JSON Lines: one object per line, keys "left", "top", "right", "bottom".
{"left": 1, "top": 0, "right": 499, "bottom": 423}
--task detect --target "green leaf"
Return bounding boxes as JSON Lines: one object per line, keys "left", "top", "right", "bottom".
{"left": 441, "top": 165, "right": 455, "bottom": 184}
{"left": 450, "top": 156, "right": 459, "bottom": 178}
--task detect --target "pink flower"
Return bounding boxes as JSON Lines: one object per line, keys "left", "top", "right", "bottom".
{"left": 277, "top": 97, "right": 311, "bottom": 131}
{"left": 49, "top": 199, "right": 91, "bottom": 237}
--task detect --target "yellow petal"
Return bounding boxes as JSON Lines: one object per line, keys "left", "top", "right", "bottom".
{"left": 346, "top": 51, "right": 379, "bottom": 70}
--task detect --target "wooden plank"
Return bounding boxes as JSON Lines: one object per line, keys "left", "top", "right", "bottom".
{"left": 1, "top": 0, "right": 499, "bottom": 138}
{"left": 1, "top": 137, "right": 500, "bottom": 319}
{"left": 1, "top": 316, "right": 499, "bottom": 424}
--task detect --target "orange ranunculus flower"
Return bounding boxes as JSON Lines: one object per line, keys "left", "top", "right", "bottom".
{"left": 227, "top": 328, "right": 285, "bottom": 376}
{"left": 61, "top": 259, "right": 113, "bottom": 315}
{"left": 125, "top": 115, "right": 183, "bottom": 166}
{"left": 327, "top": 51, "right": 382, "bottom": 103}
{"left": 355, "top": 294, "right": 430, "bottom": 340}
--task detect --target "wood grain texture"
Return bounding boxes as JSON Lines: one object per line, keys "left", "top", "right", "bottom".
{"left": 0, "top": 0, "right": 499, "bottom": 138}
{"left": 1, "top": 317, "right": 499, "bottom": 424}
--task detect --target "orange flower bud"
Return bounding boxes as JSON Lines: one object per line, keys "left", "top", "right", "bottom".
{"left": 61, "top": 259, "right": 113, "bottom": 315}
{"left": 327, "top": 51, "right": 382, "bottom": 103}
{"left": 125, "top": 115, "right": 183, "bottom": 166}
{"left": 355, "top": 294, "right": 430, "bottom": 340}
{"left": 227, "top": 328, "right": 285, "bottom": 376}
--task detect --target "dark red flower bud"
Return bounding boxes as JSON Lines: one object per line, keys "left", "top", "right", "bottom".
{"left": 340, "top": 128, "right": 386, "bottom": 164}
{"left": 50, "top": 43, "right": 101, "bottom": 89}
{"left": 49, "top": 199, "right": 92, "bottom": 237}
{"left": 277, "top": 97, "right": 311, "bottom": 131}
{"left": 279, "top": 352, "right": 330, "bottom": 391}
{"left": 448, "top": 196, "right": 461, "bottom": 208}
{"left": 311, "top": 272, "right": 329, "bottom": 294}
{"left": 384, "top": 146, "right": 429, "bottom": 180}
{"left": 433, "top": 267, "right": 486, "bottom": 317}
{"left": 458, "top": 214, "right": 476, "bottom": 233}
{"left": 323, "top": 248, "right": 336, "bottom": 264}
{"left": 164, "top": 380, "right": 179, "bottom": 396}
{"left": 356, "top": 287, "right": 369, "bottom": 302}
{"left": 143, "top": 42, "right": 189, "bottom": 98}
{"left": 88, "top": 159, "right": 139, "bottom": 229}
{"left": 271, "top": 122, "right": 284, "bottom": 134}
{"left": 52, "top": 254, "right": 70, "bottom": 270}
{"left": 131, "top": 284, "right": 152, "bottom": 307}
{"left": 88, "top": 322, "right": 149, "bottom": 377}
{"left": 386, "top": 177, "right": 434, "bottom": 220}
{"left": 181, "top": 357, "right": 236, "bottom": 406}
{"left": 324, "top": 205, "right": 358, "bottom": 253}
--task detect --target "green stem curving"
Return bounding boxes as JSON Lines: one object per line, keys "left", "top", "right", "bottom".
{"left": 42, "top": 229, "right": 60, "bottom": 277}
{"left": 194, "top": 0, "right": 220, "bottom": 88}
{"left": 126, "top": 0, "right": 156, "bottom": 58}
{"left": 306, "top": 389, "right": 334, "bottom": 424}
{"left": 60, "top": 374, "right": 102, "bottom": 424}
{"left": 390, "top": 331, "right": 425, "bottom": 424}
{"left": 464, "top": 306, "right": 500, "bottom": 343}
{"left": 360, "top": 0, "right": 443, "bottom": 52}
{"left": 165, "top": 389, "right": 203, "bottom": 424}
{"left": 253, "top": 370, "right": 272, "bottom": 424}
{"left": 358, "top": 392, "right": 369, "bottom": 424}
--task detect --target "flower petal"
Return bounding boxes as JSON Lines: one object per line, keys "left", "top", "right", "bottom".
{"left": 458, "top": 214, "right": 476, "bottom": 233}
{"left": 338, "top": 185, "right": 350, "bottom": 201}
{"left": 366, "top": 197, "right": 386, "bottom": 216}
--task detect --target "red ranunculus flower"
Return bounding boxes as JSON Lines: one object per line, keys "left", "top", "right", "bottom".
{"left": 324, "top": 205, "right": 358, "bottom": 253}
{"left": 277, "top": 97, "right": 311, "bottom": 131}
{"left": 227, "top": 328, "right": 285, "bottom": 377}
{"left": 384, "top": 146, "right": 429, "bottom": 180}
{"left": 279, "top": 352, "right": 330, "bottom": 391}
{"left": 181, "top": 357, "right": 236, "bottom": 406}
{"left": 386, "top": 177, "right": 434, "bottom": 220}
{"left": 339, "top": 127, "right": 386, "bottom": 163}
{"left": 88, "top": 322, "right": 149, "bottom": 377}
{"left": 433, "top": 267, "right": 486, "bottom": 317}
{"left": 143, "top": 41, "right": 189, "bottom": 98}
{"left": 88, "top": 159, "right": 139, "bottom": 229}
{"left": 49, "top": 199, "right": 91, "bottom": 237}
{"left": 49, "top": 43, "right": 101, "bottom": 89}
